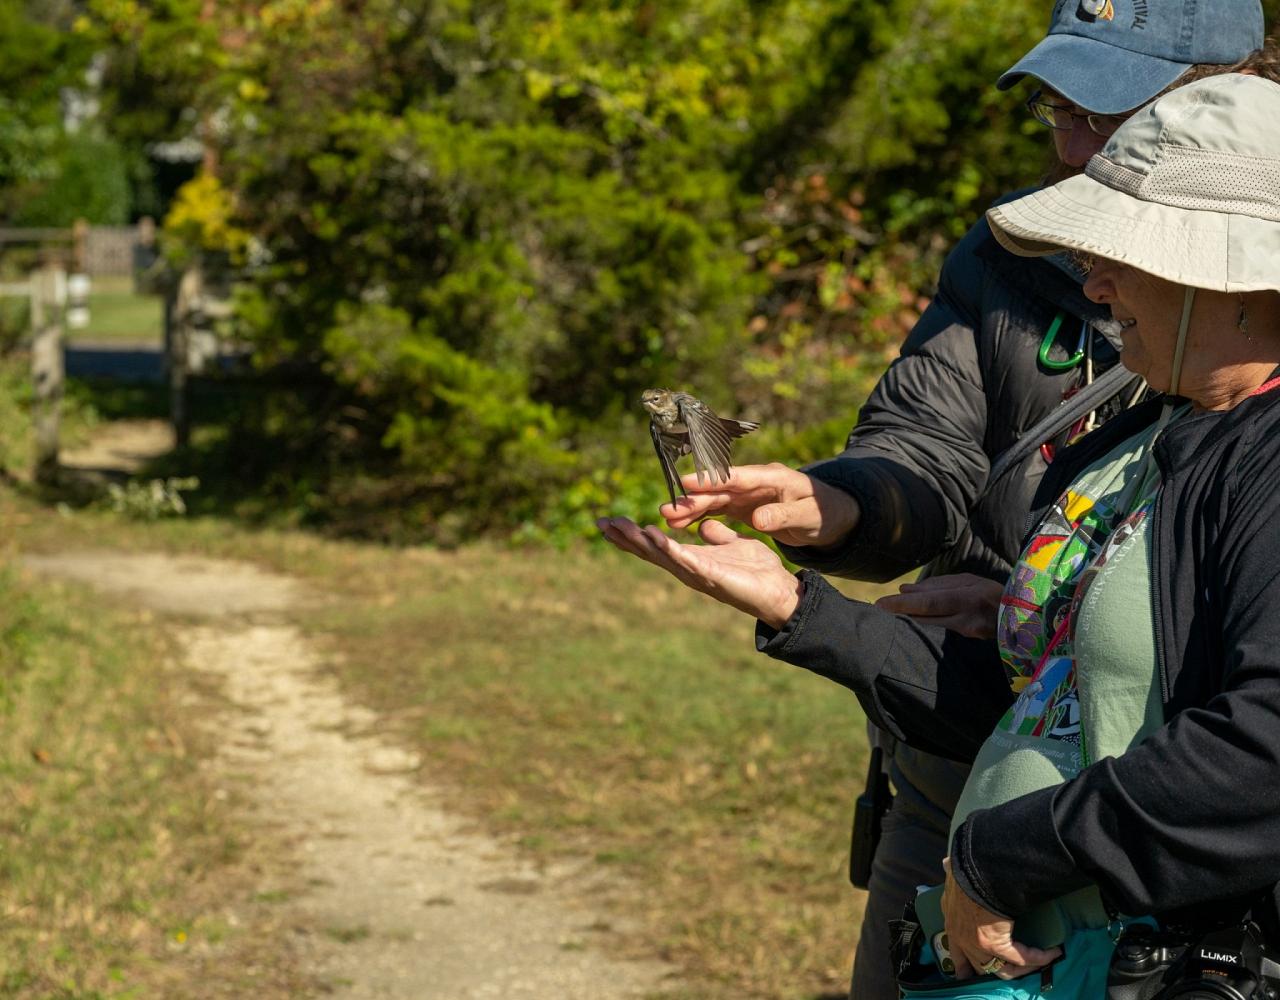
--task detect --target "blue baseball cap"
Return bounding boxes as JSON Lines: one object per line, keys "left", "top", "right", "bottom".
{"left": 998, "top": 0, "right": 1264, "bottom": 114}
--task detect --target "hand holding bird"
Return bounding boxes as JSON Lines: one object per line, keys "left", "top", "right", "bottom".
{"left": 659, "top": 463, "right": 861, "bottom": 549}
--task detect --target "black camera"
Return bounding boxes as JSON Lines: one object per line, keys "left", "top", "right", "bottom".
{"left": 1107, "top": 922, "right": 1280, "bottom": 1000}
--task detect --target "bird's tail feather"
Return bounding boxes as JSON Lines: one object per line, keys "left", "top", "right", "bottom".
{"left": 719, "top": 418, "right": 759, "bottom": 439}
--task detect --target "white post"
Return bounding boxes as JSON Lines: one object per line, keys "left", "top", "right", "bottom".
{"left": 30, "top": 260, "right": 65, "bottom": 485}
{"left": 169, "top": 265, "right": 201, "bottom": 449}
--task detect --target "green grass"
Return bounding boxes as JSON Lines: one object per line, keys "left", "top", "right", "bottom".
{"left": 0, "top": 355, "right": 104, "bottom": 481}
{"left": 74, "top": 275, "right": 162, "bottom": 344}
{"left": 8, "top": 487, "right": 898, "bottom": 999}
{"left": 299, "top": 544, "right": 883, "bottom": 997}
{"left": 0, "top": 346, "right": 899, "bottom": 998}
{"left": 0, "top": 543, "right": 312, "bottom": 999}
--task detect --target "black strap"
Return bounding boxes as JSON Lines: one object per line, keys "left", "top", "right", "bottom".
{"left": 982, "top": 362, "right": 1138, "bottom": 499}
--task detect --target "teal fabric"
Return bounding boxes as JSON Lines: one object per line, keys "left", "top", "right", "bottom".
{"left": 1073, "top": 486, "right": 1165, "bottom": 765}
{"left": 902, "top": 927, "right": 1117, "bottom": 999}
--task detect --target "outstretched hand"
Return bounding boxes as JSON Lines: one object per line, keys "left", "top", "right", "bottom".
{"left": 875, "top": 574, "right": 1004, "bottom": 639}
{"left": 596, "top": 516, "right": 805, "bottom": 630}
{"left": 659, "top": 463, "right": 860, "bottom": 549}
{"left": 941, "top": 858, "right": 1062, "bottom": 980}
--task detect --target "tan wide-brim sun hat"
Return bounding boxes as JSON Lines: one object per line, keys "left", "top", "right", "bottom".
{"left": 987, "top": 73, "right": 1280, "bottom": 294}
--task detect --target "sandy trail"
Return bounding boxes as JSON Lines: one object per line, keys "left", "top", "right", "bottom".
{"left": 25, "top": 551, "right": 675, "bottom": 999}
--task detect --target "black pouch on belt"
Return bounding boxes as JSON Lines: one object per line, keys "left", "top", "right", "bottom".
{"left": 849, "top": 745, "right": 893, "bottom": 889}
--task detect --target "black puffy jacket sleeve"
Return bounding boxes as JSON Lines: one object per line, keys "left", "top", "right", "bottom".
{"left": 777, "top": 220, "right": 992, "bottom": 582}
{"left": 950, "top": 406, "right": 1280, "bottom": 923}
{"left": 755, "top": 569, "right": 1013, "bottom": 763}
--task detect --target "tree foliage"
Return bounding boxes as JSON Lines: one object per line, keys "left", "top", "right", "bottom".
{"left": 0, "top": 1, "right": 105, "bottom": 223}
{"left": 35, "top": 0, "right": 1280, "bottom": 538}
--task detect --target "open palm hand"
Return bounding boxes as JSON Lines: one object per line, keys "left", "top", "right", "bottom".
{"left": 597, "top": 516, "right": 804, "bottom": 629}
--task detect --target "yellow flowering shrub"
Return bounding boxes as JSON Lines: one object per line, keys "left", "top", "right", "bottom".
{"left": 162, "top": 173, "right": 251, "bottom": 263}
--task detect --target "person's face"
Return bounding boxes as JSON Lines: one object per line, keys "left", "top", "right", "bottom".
{"left": 1042, "top": 88, "right": 1127, "bottom": 168}
{"left": 1083, "top": 258, "right": 1235, "bottom": 396}
{"left": 1083, "top": 260, "right": 1177, "bottom": 386}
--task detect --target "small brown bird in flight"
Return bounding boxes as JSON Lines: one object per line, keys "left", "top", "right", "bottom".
{"left": 640, "top": 389, "right": 759, "bottom": 505}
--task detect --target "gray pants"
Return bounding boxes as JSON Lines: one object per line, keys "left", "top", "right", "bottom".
{"left": 849, "top": 741, "right": 970, "bottom": 1000}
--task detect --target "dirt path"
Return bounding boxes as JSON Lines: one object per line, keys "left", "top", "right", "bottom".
{"left": 25, "top": 551, "right": 676, "bottom": 999}
{"left": 59, "top": 418, "right": 174, "bottom": 474}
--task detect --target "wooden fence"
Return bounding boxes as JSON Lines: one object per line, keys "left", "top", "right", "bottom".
{"left": 0, "top": 263, "right": 66, "bottom": 484}
{"left": 0, "top": 219, "right": 156, "bottom": 278}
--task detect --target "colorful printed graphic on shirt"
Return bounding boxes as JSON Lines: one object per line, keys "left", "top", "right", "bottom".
{"left": 1069, "top": 504, "right": 1150, "bottom": 627}
{"left": 999, "top": 488, "right": 1115, "bottom": 671}
{"left": 995, "top": 482, "right": 1156, "bottom": 746}
{"left": 1006, "top": 654, "right": 1078, "bottom": 738}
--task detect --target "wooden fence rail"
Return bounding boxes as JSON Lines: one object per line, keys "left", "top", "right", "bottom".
{"left": 0, "top": 263, "right": 65, "bottom": 484}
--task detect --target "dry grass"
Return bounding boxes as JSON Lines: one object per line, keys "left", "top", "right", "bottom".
{"left": 0, "top": 528, "right": 316, "bottom": 998}
{"left": 7, "top": 487, "right": 902, "bottom": 999}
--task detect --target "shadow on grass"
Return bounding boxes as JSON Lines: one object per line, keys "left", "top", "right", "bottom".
{"left": 63, "top": 370, "right": 436, "bottom": 541}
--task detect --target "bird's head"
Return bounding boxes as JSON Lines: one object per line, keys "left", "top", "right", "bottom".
{"left": 639, "top": 388, "right": 671, "bottom": 415}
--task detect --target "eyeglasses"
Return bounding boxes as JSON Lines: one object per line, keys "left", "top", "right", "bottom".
{"left": 1025, "top": 90, "right": 1129, "bottom": 137}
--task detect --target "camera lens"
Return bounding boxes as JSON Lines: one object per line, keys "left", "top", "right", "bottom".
{"left": 1164, "top": 984, "right": 1248, "bottom": 1000}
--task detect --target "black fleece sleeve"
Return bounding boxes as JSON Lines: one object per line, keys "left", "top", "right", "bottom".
{"left": 951, "top": 458, "right": 1280, "bottom": 921}
{"left": 778, "top": 219, "right": 992, "bottom": 582}
{"left": 755, "top": 570, "right": 1013, "bottom": 762}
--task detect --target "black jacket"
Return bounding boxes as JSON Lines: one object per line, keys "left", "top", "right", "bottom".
{"left": 759, "top": 383, "right": 1280, "bottom": 930}
{"left": 780, "top": 200, "right": 1130, "bottom": 585}
{"left": 777, "top": 197, "right": 1140, "bottom": 823}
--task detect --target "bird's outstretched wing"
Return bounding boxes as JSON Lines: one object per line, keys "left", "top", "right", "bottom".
{"left": 650, "top": 420, "right": 687, "bottom": 505}
{"left": 676, "top": 394, "right": 737, "bottom": 486}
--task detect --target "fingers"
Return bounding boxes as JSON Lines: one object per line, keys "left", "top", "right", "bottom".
{"left": 875, "top": 589, "right": 964, "bottom": 618}
{"left": 753, "top": 482, "right": 858, "bottom": 546}
{"left": 875, "top": 574, "right": 1003, "bottom": 639}
{"left": 895, "top": 573, "right": 1002, "bottom": 593}
{"left": 597, "top": 516, "right": 715, "bottom": 586}
{"left": 998, "top": 942, "right": 1063, "bottom": 973}
{"left": 698, "top": 519, "right": 741, "bottom": 545}
{"left": 679, "top": 463, "right": 799, "bottom": 495}
{"left": 751, "top": 499, "right": 821, "bottom": 535}
{"left": 597, "top": 517, "right": 673, "bottom": 568}
{"left": 970, "top": 942, "right": 1062, "bottom": 981}
{"left": 938, "top": 856, "right": 1061, "bottom": 982}
{"left": 666, "top": 463, "right": 805, "bottom": 527}
{"left": 660, "top": 493, "right": 732, "bottom": 527}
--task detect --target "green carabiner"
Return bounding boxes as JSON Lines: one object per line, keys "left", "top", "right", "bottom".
{"left": 1038, "top": 311, "right": 1085, "bottom": 371}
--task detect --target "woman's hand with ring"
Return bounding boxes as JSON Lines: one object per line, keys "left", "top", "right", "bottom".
{"left": 941, "top": 858, "right": 1062, "bottom": 980}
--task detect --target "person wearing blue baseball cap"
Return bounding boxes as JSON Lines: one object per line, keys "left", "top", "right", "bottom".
{"left": 1000, "top": 0, "right": 1265, "bottom": 116}
{"left": 649, "top": 5, "right": 1271, "bottom": 995}
{"left": 607, "top": 70, "right": 1280, "bottom": 1000}
{"left": 606, "top": 4, "right": 1273, "bottom": 999}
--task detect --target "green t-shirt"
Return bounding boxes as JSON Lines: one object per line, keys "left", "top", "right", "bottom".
{"left": 949, "top": 417, "right": 1173, "bottom": 946}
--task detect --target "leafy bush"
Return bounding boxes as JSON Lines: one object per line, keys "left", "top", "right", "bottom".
{"left": 104, "top": 476, "right": 200, "bottom": 519}
{"left": 72, "top": 0, "right": 1280, "bottom": 540}
{"left": 9, "top": 131, "right": 132, "bottom": 227}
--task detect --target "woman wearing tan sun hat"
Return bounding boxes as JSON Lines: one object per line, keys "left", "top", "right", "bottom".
{"left": 922, "top": 70, "right": 1280, "bottom": 993}
{"left": 600, "top": 72, "right": 1280, "bottom": 998}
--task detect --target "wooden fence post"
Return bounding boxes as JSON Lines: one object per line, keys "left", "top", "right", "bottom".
{"left": 72, "top": 218, "right": 89, "bottom": 274}
{"left": 167, "top": 264, "right": 201, "bottom": 449}
{"left": 30, "top": 260, "right": 66, "bottom": 485}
